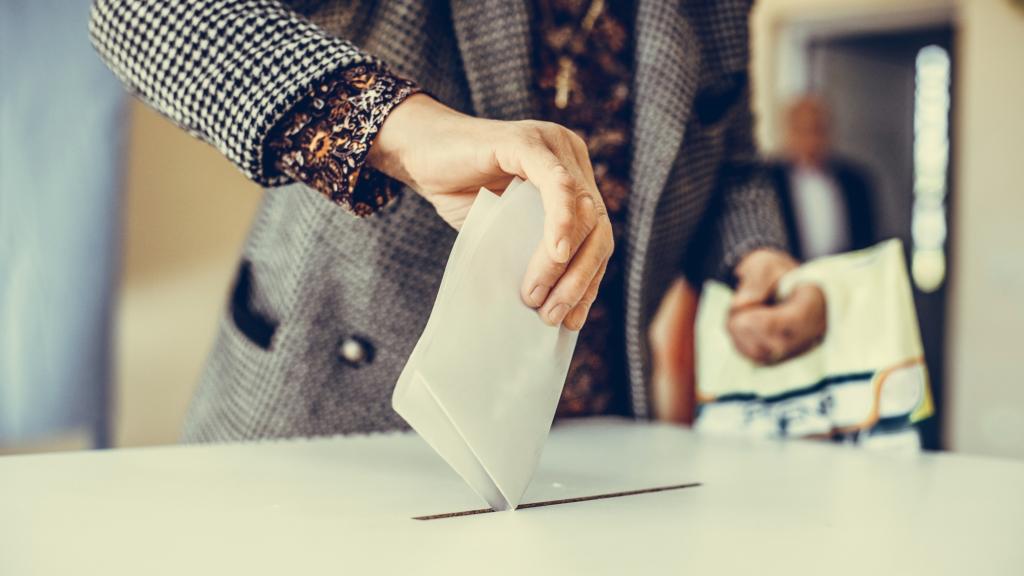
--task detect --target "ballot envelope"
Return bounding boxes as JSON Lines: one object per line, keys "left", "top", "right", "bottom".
{"left": 393, "top": 178, "right": 579, "bottom": 511}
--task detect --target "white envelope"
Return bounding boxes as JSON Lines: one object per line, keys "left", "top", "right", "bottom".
{"left": 393, "top": 179, "right": 579, "bottom": 511}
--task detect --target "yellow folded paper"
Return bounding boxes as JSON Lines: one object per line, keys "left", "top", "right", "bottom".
{"left": 695, "top": 239, "right": 933, "bottom": 440}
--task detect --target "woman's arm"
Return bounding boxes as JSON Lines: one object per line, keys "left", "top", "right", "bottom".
{"left": 688, "top": 78, "right": 826, "bottom": 364}
{"left": 696, "top": 80, "right": 790, "bottom": 282}
{"left": 90, "top": 0, "right": 614, "bottom": 331}
{"left": 89, "top": 0, "right": 374, "bottom": 186}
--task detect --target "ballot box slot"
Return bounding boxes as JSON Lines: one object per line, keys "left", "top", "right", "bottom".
{"left": 412, "top": 482, "right": 702, "bottom": 521}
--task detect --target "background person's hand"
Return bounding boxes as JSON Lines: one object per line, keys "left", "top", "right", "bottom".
{"left": 726, "top": 249, "right": 827, "bottom": 364}
{"left": 368, "top": 94, "right": 613, "bottom": 331}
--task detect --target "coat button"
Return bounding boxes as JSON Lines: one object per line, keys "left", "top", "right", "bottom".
{"left": 337, "top": 336, "right": 373, "bottom": 367}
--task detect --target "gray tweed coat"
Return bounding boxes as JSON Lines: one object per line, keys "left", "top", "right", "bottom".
{"left": 90, "top": 0, "right": 788, "bottom": 442}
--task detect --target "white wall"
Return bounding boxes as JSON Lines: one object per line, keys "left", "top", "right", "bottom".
{"left": 946, "top": 0, "right": 1024, "bottom": 459}
{"left": 752, "top": 0, "right": 1024, "bottom": 459}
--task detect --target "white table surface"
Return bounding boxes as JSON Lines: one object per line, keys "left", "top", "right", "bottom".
{"left": 2, "top": 419, "right": 1022, "bottom": 575}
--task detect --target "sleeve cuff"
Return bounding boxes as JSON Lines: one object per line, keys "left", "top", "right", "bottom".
{"left": 266, "top": 64, "right": 420, "bottom": 216}
{"left": 685, "top": 167, "right": 791, "bottom": 285}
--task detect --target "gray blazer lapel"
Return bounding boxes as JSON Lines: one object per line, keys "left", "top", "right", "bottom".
{"left": 449, "top": 0, "right": 536, "bottom": 120}
{"left": 628, "top": 0, "right": 701, "bottom": 225}
{"left": 624, "top": 0, "right": 701, "bottom": 418}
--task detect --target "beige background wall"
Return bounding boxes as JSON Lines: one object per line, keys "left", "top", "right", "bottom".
{"left": 115, "top": 102, "right": 261, "bottom": 446}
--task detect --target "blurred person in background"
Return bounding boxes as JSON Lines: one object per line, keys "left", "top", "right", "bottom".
{"left": 650, "top": 97, "right": 879, "bottom": 425}
{"left": 650, "top": 97, "right": 920, "bottom": 447}
{"left": 768, "top": 96, "right": 876, "bottom": 261}
{"left": 89, "top": 0, "right": 829, "bottom": 442}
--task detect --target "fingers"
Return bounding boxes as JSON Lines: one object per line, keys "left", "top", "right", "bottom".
{"left": 564, "top": 259, "right": 607, "bottom": 331}
{"left": 728, "top": 308, "right": 795, "bottom": 364}
{"left": 726, "top": 286, "right": 827, "bottom": 365}
{"left": 497, "top": 121, "right": 614, "bottom": 331}
{"left": 541, "top": 227, "right": 607, "bottom": 326}
{"left": 730, "top": 249, "right": 798, "bottom": 310}
{"left": 784, "top": 284, "right": 828, "bottom": 356}
{"left": 731, "top": 263, "right": 783, "bottom": 310}
{"left": 544, "top": 213, "right": 606, "bottom": 325}
{"left": 731, "top": 278, "right": 776, "bottom": 312}
{"left": 505, "top": 143, "right": 582, "bottom": 263}
{"left": 727, "top": 308, "right": 780, "bottom": 364}
{"left": 521, "top": 194, "right": 596, "bottom": 308}
{"left": 521, "top": 194, "right": 610, "bottom": 329}
{"left": 540, "top": 125, "right": 611, "bottom": 330}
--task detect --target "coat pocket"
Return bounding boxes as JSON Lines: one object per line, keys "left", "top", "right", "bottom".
{"left": 181, "top": 262, "right": 280, "bottom": 443}
{"left": 229, "top": 260, "right": 278, "bottom": 351}
{"left": 693, "top": 71, "right": 747, "bottom": 128}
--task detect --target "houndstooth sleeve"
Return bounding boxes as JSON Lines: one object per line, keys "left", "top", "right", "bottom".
{"left": 690, "top": 82, "right": 791, "bottom": 284}
{"left": 88, "top": 0, "right": 378, "bottom": 185}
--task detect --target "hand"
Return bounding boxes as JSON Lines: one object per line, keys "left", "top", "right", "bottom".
{"left": 368, "top": 94, "right": 613, "bottom": 331}
{"left": 726, "top": 249, "right": 827, "bottom": 364}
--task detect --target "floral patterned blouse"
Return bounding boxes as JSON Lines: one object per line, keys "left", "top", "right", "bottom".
{"left": 267, "top": 0, "right": 636, "bottom": 417}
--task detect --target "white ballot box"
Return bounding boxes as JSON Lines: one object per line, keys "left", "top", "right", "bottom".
{"left": 1, "top": 419, "right": 1022, "bottom": 575}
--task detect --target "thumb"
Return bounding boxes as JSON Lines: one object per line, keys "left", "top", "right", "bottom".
{"left": 732, "top": 272, "right": 776, "bottom": 310}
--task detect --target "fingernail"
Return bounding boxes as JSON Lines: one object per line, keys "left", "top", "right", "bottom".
{"left": 546, "top": 303, "right": 571, "bottom": 325}
{"left": 567, "top": 304, "right": 591, "bottom": 331}
{"left": 555, "top": 239, "right": 570, "bottom": 262}
{"left": 528, "top": 285, "right": 550, "bottom": 307}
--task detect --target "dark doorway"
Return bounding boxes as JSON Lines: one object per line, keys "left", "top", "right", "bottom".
{"left": 806, "top": 27, "right": 955, "bottom": 450}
